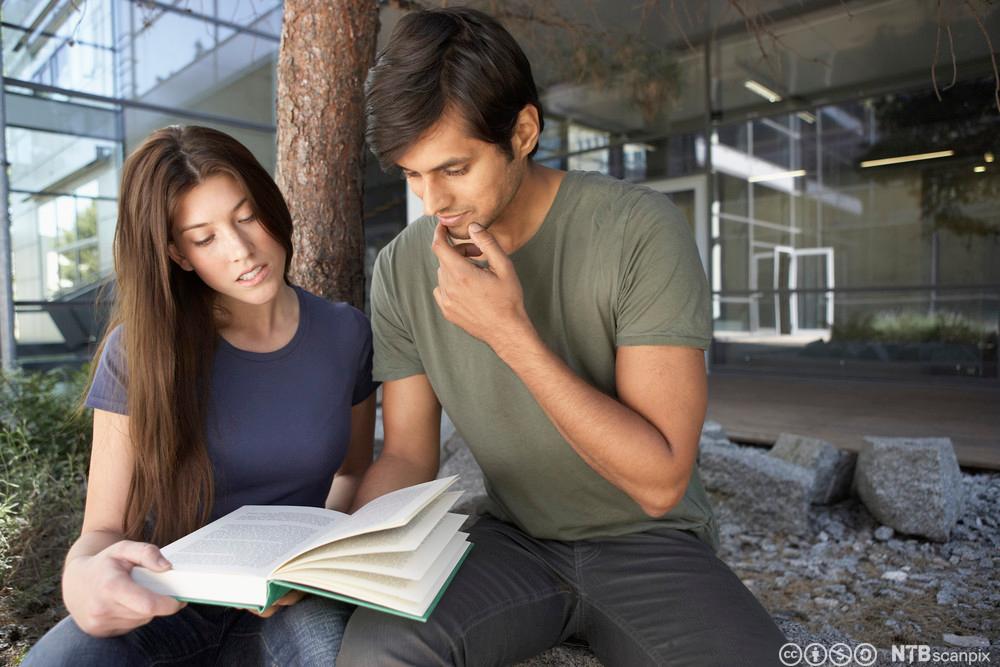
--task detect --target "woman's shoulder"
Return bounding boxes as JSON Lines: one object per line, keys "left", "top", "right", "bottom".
{"left": 95, "top": 323, "right": 126, "bottom": 364}
{"left": 295, "top": 286, "right": 371, "bottom": 337}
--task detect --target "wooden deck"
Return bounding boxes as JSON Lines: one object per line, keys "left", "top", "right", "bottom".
{"left": 706, "top": 372, "right": 1000, "bottom": 470}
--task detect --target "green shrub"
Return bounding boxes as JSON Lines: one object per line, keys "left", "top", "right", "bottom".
{"left": 0, "top": 368, "right": 91, "bottom": 661}
{"left": 831, "top": 311, "right": 995, "bottom": 346}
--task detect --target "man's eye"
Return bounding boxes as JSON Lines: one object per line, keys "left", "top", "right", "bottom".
{"left": 194, "top": 235, "right": 215, "bottom": 247}
{"left": 444, "top": 168, "right": 468, "bottom": 177}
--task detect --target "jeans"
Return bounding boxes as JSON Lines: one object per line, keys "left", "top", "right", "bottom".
{"left": 338, "top": 516, "right": 786, "bottom": 667}
{"left": 23, "top": 594, "right": 352, "bottom": 666}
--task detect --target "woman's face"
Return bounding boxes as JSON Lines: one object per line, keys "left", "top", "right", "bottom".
{"left": 168, "top": 173, "right": 287, "bottom": 309}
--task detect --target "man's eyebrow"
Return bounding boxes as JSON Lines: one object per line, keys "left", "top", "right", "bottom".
{"left": 179, "top": 197, "right": 248, "bottom": 232}
{"left": 398, "top": 158, "right": 471, "bottom": 174}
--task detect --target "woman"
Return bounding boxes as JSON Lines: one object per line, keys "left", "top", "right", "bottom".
{"left": 25, "top": 126, "right": 376, "bottom": 665}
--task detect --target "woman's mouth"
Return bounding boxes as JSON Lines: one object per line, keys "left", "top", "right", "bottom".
{"left": 236, "top": 264, "right": 268, "bottom": 285}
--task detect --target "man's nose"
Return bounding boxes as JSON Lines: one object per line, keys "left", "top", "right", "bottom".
{"left": 421, "top": 177, "right": 452, "bottom": 216}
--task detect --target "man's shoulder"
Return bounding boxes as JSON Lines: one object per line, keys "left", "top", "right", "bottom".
{"left": 566, "top": 171, "right": 687, "bottom": 236}
{"left": 375, "top": 217, "right": 435, "bottom": 274}
{"left": 571, "top": 170, "right": 668, "bottom": 205}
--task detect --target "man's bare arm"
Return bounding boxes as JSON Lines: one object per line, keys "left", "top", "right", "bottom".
{"left": 349, "top": 374, "right": 442, "bottom": 511}
{"left": 496, "top": 338, "right": 706, "bottom": 517}
{"left": 432, "top": 222, "right": 705, "bottom": 516}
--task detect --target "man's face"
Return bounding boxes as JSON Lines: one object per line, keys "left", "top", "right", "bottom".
{"left": 397, "top": 111, "right": 527, "bottom": 241}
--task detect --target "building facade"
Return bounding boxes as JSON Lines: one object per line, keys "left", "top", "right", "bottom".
{"left": 2, "top": 0, "right": 998, "bottom": 383}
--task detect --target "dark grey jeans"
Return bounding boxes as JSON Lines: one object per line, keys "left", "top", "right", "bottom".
{"left": 338, "top": 516, "right": 785, "bottom": 667}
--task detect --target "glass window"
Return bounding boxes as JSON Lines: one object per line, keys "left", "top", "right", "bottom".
{"left": 2, "top": 3, "right": 115, "bottom": 97}
{"left": 710, "top": 77, "right": 1000, "bottom": 379}
{"left": 116, "top": 1, "right": 279, "bottom": 127}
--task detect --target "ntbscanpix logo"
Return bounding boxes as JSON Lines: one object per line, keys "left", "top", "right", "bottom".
{"left": 891, "top": 644, "right": 992, "bottom": 664}
{"left": 779, "top": 641, "right": 877, "bottom": 666}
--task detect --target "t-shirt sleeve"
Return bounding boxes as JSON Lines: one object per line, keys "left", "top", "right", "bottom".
{"left": 615, "top": 191, "right": 712, "bottom": 349}
{"left": 351, "top": 308, "right": 379, "bottom": 405}
{"left": 85, "top": 325, "right": 128, "bottom": 415}
{"left": 370, "top": 247, "right": 425, "bottom": 381}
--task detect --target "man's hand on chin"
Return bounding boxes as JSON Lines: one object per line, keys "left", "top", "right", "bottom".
{"left": 431, "top": 222, "right": 534, "bottom": 352}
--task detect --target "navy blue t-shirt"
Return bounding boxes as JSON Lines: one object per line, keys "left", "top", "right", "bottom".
{"left": 86, "top": 286, "right": 377, "bottom": 520}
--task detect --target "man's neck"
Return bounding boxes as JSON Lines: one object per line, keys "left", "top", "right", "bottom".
{"left": 490, "top": 163, "right": 566, "bottom": 255}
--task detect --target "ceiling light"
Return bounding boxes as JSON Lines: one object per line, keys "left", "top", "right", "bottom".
{"left": 744, "top": 80, "right": 783, "bottom": 103}
{"left": 974, "top": 165, "right": 986, "bottom": 173}
{"left": 985, "top": 152, "right": 995, "bottom": 163}
{"left": 860, "top": 150, "right": 954, "bottom": 168}
{"left": 748, "top": 169, "right": 807, "bottom": 183}
{"left": 796, "top": 111, "right": 816, "bottom": 124}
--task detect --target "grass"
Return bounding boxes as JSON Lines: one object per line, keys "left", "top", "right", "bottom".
{"left": 0, "top": 368, "right": 91, "bottom": 664}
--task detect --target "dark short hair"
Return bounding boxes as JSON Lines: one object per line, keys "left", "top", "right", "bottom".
{"left": 365, "top": 7, "right": 544, "bottom": 169}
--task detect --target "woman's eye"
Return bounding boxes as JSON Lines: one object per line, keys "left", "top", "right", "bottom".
{"left": 194, "top": 235, "right": 215, "bottom": 247}
{"left": 238, "top": 214, "right": 257, "bottom": 224}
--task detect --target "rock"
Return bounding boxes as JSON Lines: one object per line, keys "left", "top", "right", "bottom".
{"left": 437, "top": 433, "right": 487, "bottom": 515}
{"left": 942, "top": 634, "right": 990, "bottom": 648}
{"left": 854, "top": 437, "right": 964, "bottom": 541}
{"left": 440, "top": 411, "right": 457, "bottom": 446}
{"left": 770, "top": 433, "right": 856, "bottom": 504}
{"left": 936, "top": 585, "right": 957, "bottom": 605}
{"left": 881, "top": 570, "right": 908, "bottom": 583}
{"left": 700, "top": 439, "right": 813, "bottom": 534}
{"left": 874, "top": 526, "right": 894, "bottom": 541}
{"left": 702, "top": 419, "right": 728, "bottom": 440}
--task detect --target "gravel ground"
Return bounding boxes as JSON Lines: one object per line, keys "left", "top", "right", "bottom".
{"left": 711, "top": 456, "right": 1000, "bottom": 665}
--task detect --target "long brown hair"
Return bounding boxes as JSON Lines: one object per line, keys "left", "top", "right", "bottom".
{"left": 92, "top": 125, "right": 294, "bottom": 545}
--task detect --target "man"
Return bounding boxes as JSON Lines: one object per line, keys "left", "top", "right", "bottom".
{"left": 338, "top": 7, "right": 786, "bottom": 666}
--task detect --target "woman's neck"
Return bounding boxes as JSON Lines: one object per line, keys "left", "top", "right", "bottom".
{"left": 215, "top": 283, "right": 300, "bottom": 353}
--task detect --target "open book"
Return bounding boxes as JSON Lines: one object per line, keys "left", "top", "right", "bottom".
{"left": 132, "top": 476, "right": 470, "bottom": 622}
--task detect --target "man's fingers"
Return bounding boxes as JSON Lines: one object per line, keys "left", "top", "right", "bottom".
{"left": 430, "top": 224, "right": 472, "bottom": 271}
{"left": 454, "top": 242, "right": 483, "bottom": 258}
{"left": 251, "top": 590, "right": 303, "bottom": 619}
{"left": 274, "top": 590, "right": 306, "bottom": 607}
{"left": 111, "top": 541, "right": 171, "bottom": 571}
{"left": 467, "top": 224, "right": 512, "bottom": 275}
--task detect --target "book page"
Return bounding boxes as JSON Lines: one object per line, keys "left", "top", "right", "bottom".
{"left": 294, "top": 476, "right": 458, "bottom": 555}
{"left": 281, "top": 512, "right": 466, "bottom": 580}
{"left": 160, "top": 505, "right": 346, "bottom": 576}
{"left": 278, "top": 533, "right": 470, "bottom": 608}
{"left": 282, "top": 491, "right": 462, "bottom": 567}
{"left": 278, "top": 540, "right": 472, "bottom": 620}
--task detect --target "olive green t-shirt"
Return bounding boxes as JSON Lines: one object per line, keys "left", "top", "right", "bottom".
{"left": 371, "top": 170, "right": 718, "bottom": 548}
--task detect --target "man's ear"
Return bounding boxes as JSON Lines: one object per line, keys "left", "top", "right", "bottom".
{"left": 511, "top": 104, "right": 540, "bottom": 160}
{"left": 167, "top": 242, "right": 195, "bottom": 271}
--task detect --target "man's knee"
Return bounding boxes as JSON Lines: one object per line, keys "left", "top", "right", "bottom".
{"left": 338, "top": 608, "right": 454, "bottom": 667}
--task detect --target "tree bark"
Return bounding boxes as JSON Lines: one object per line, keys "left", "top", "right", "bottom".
{"left": 276, "top": 0, "right": 378, "bottom": 309}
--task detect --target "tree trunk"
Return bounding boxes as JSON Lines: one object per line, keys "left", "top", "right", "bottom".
{"left": 276, "top": 0, "right": 378, "bottom": 309}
